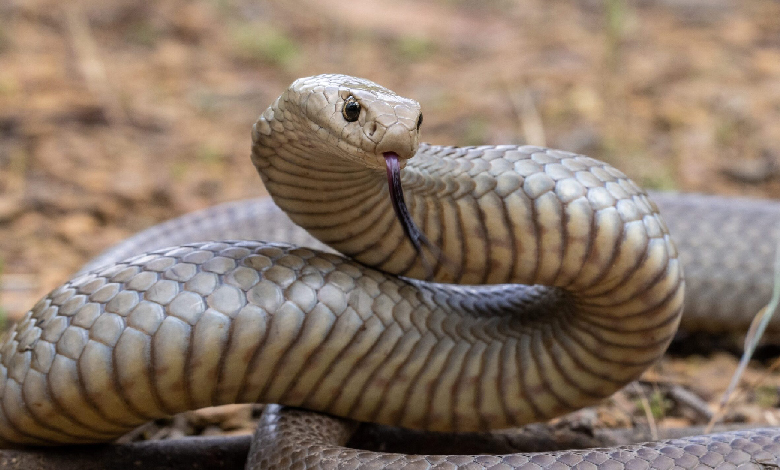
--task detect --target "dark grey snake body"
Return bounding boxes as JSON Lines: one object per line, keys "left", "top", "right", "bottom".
{"left": 1, "top": 75, "right": 779, "bottom": 469}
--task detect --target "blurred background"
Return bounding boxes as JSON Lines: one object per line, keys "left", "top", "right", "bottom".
{"left": 1, "top": 0, "right": 780, "bottom": 441}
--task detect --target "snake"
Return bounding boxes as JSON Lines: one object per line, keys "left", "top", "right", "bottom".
{"left": 2, "top": 74, "right": 780, "bottom": 469}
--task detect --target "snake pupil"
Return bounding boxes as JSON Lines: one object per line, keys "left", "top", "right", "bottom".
{"left": 342, "top": 96, "right": 361, "bottom": 122}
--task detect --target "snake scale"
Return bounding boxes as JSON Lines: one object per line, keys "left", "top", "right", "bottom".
{"left": 2, "top": 74, "right": 780, "bottom": 469}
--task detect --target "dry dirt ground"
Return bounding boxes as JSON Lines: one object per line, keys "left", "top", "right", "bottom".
{"left": 2, "top": 0, "right": 780, "bottom": 446}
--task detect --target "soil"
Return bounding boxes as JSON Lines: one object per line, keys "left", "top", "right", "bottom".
{"left": 1, "top": 0, "right": 780, "bottom": 447}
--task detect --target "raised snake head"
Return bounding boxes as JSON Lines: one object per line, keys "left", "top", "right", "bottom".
{"left": 251, "top": 74, "right": 423, "bottom": 172}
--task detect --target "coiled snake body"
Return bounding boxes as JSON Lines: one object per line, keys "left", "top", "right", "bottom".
{"left": 2, "top": 75, "right": 780, "bottom": 468}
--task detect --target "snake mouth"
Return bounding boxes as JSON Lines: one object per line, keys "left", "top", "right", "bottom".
{"left": 384, "top": 152, "right": 442, "bottom": 279}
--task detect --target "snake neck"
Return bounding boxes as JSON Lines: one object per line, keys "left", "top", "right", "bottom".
{"left": 250, "top": 97, "right": 495, "bottom": 283}
{"left": 251, "top": 122, "right": 445, "bottom": 279}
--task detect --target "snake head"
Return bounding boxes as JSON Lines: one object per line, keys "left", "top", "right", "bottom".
{"left": 253, "top": 74, "right": 423, "bottom": 171}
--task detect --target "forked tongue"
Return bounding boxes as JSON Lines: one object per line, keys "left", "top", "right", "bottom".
{"left": 383, "top": 152, "right": 443, "bottom": 280}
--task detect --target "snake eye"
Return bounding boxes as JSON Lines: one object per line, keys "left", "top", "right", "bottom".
{"left": 416, "top": 113, "right": 423, "bottom": 130}
{"left": 342, "top": 96, "right": 361, "bottom": 122}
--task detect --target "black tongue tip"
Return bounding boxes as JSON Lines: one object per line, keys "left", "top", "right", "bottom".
{"left": 383, "top": 152, "right": 442, "bottom": 280}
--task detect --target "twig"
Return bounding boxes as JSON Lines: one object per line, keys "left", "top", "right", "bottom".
{"left": 706, "top": 237, "right": 780, "bottom": 433}
{"left": 632, "top": 382, "right": 658, "bottom": 441}
{"left": 667, "top": 384, "right": 713, "bottom": 421}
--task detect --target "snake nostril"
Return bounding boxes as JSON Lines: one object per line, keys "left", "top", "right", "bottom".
{"left": 366, "top": 121, "right": 378, "bottom": 137}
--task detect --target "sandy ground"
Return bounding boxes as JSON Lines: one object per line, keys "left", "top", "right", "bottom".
{"left": 1, "top": 0, "right": 780, "bottom": 442}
